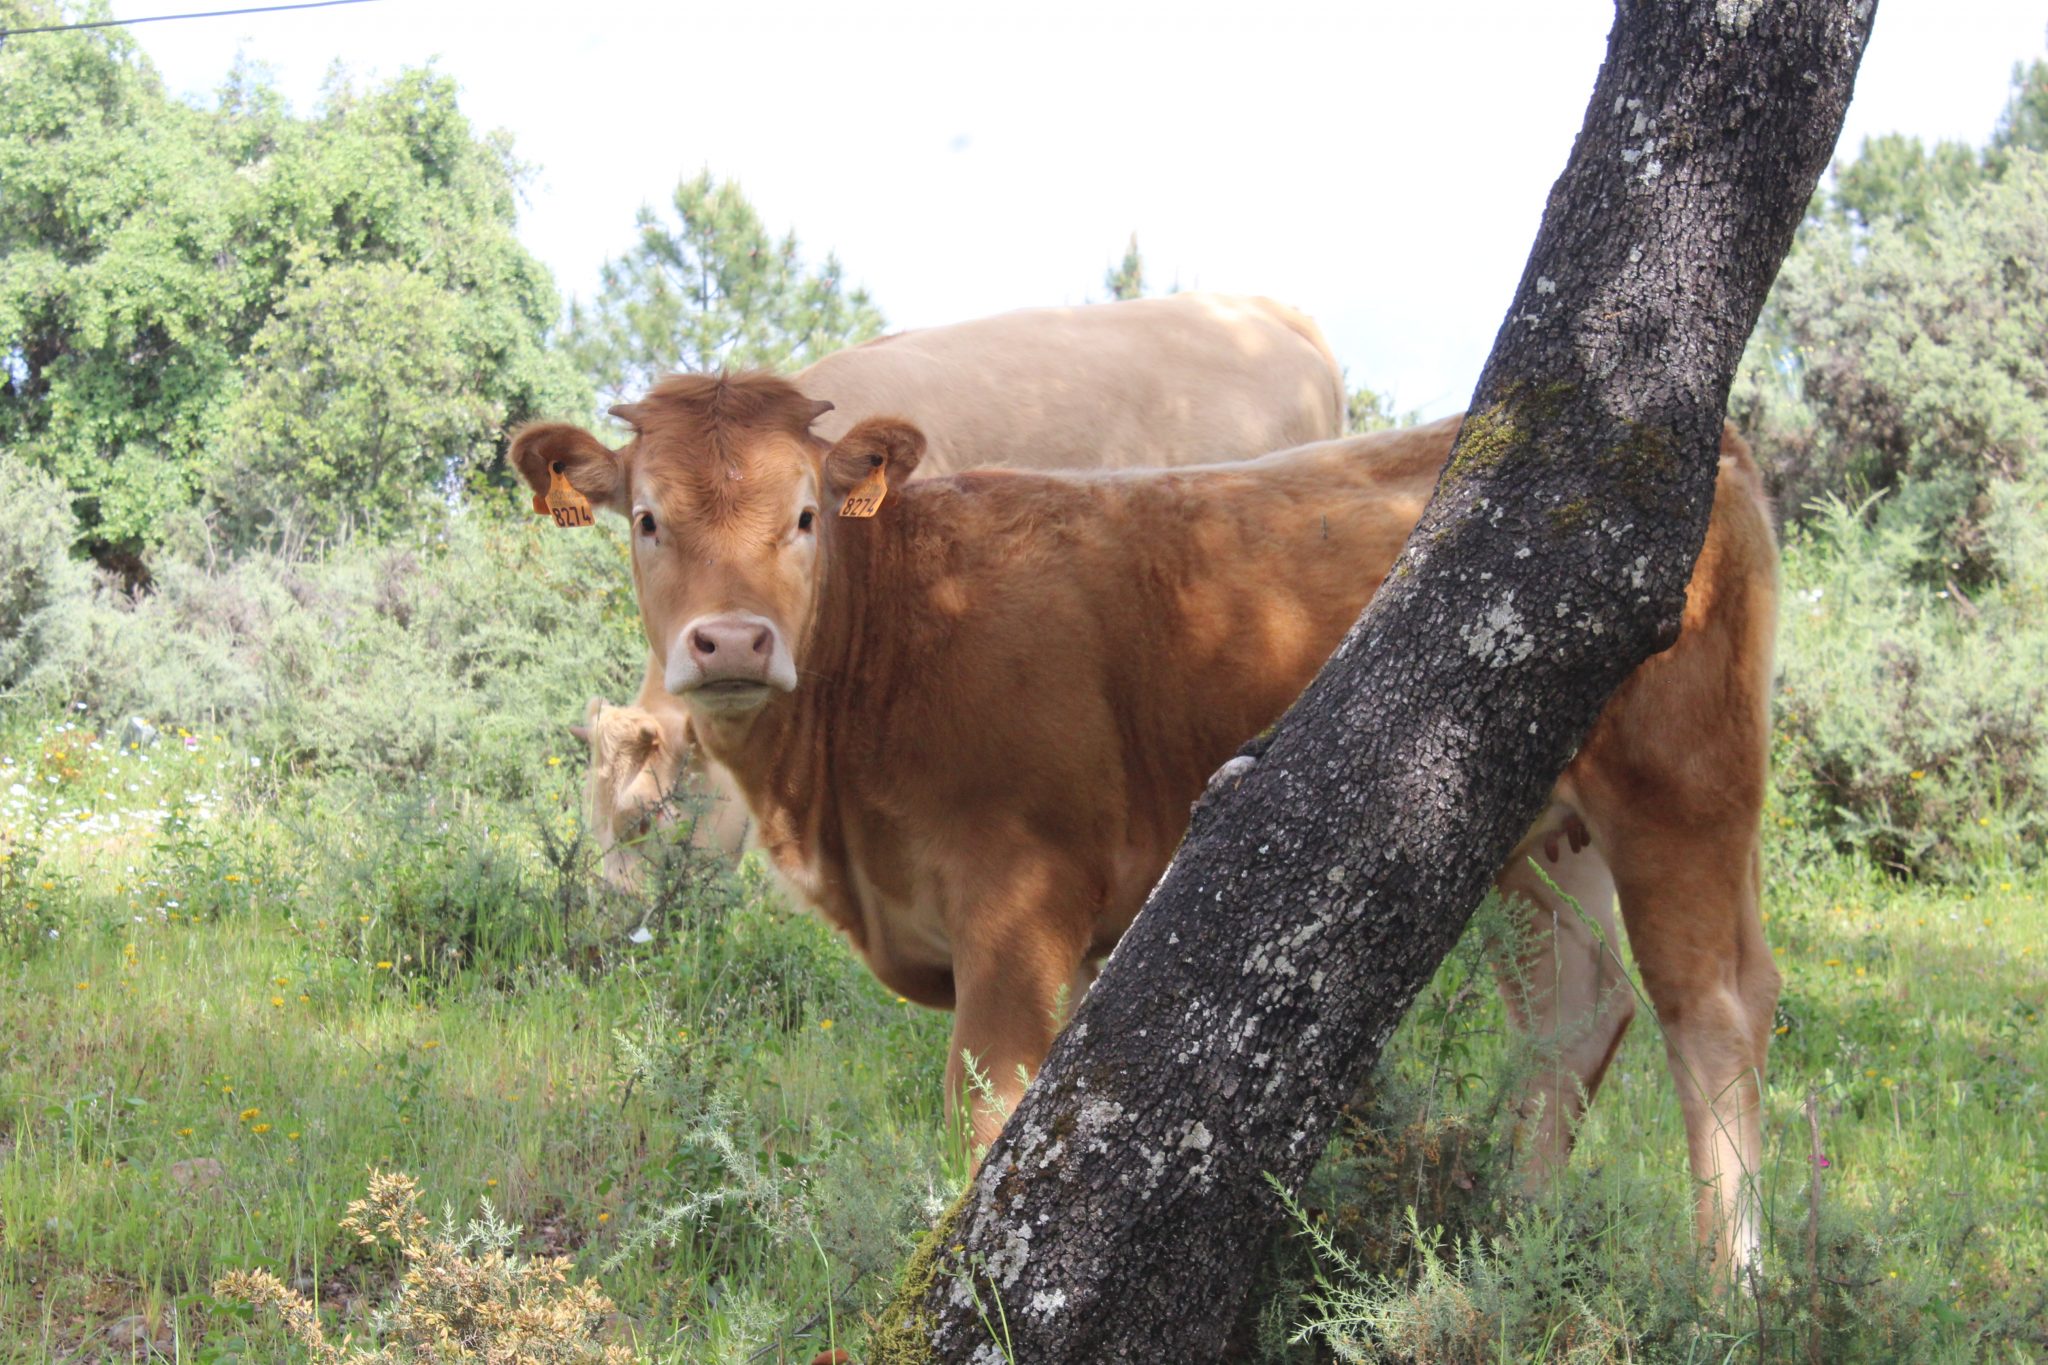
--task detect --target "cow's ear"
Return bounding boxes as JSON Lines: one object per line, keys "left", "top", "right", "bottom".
{"left": 823, "top": 418, "right": 926, "bottom": 501}
{"left": 509, "top": 423, "right": 628, "bottom": 515}
{"left": 571, "top": 696, "right": 608, "bottom": 747}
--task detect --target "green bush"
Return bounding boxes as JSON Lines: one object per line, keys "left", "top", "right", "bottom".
{"left": 44, "top": 507, "right": 642, "bottom": 799}
{"left": 1772, "top": 485, "right": 2048, "bottom": 878}
{"left": 1732, "top": 152, "right": 2048, "bottom": 579}
{"left": 0, "top": 451, "right": 92, "bottom": 702}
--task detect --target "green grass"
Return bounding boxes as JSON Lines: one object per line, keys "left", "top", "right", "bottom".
{"left": 1, "top": 715, "right": 2043, "bottom": 1362}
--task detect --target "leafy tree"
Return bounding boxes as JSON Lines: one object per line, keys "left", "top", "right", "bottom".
{"left": 1733, "top": 46, "right": 2048, "bottom": 578}
{"left": 1832, "top": 133, "right": 1981, "bottom": 236}
{"left": 1345, "top": 383, "right": 1419, "bottom": 435}
{"left": 1986, "top": 55, "right": 2048, "bottom": 174}
{"left": 1735, "top": 168, "right": 2047, "bottom": 576}
{"left": 566, "top": 172, "right": 885, "bottom": 409}
{"left": 220, "top": 257, "right": 497, "bottom": 541}
{"left": 1104, "top": 232, "right": 1146, "bottom": 301}
{"left": 0, "top": 4, "right": 584, "bottom": 565}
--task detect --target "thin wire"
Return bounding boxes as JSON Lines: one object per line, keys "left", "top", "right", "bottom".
{"left": 1, "top": 0, "right": 379, "bottom": 38}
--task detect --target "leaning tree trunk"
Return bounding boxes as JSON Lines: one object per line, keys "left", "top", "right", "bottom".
{"left": 876, "top": 4, "right": 1875, "bottom": 1361}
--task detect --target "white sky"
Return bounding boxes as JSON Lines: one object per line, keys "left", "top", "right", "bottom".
{"left": 126, "top": 0, "right": 2046, "bottom": 420}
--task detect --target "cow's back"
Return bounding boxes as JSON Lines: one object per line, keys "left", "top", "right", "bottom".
{"left": 823, "top": 415, "right": 1770, "bottom": 937}
{"left": 796, "top": 293, "right": 1345, "bottom": 474}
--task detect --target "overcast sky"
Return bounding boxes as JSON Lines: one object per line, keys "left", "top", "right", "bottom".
{"left": 127, "top": 1, "right": 2045, "bottom": 419}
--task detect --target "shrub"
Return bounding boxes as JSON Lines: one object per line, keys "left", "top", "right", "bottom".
{"left": 0, "top": 451, "right": 92, "bottom": 702}
{"left": 1731, "top": 152, "right": 2048, "bottom": 579}
{"left": 1772, "top": 486, "right": 2048, "bottom": 877}
{"left": 44, "top": 505, "right": 642, "bottom": 801}
{"left": 0, "top": 835, "right": 70, "bottom": 961}
{"left": 216, "top": 1170, "right": 635, "bottom": 1363}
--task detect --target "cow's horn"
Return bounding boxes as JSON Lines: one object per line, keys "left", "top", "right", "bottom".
{"left": 608, "top": 401, "right": 644, "bottom": 427}
{"left": 805, "top": 398, "right": 836, "bottom": 424}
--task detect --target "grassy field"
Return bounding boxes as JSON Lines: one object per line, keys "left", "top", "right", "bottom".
{"left": 1, "top": 718, "right": 2042, "bottom": 1362}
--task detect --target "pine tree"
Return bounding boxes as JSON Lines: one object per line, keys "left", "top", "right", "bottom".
{"left": 1104, "top": 233, "right": 1146, "bottom": 301}
{"left": 567, "top": 173, "right": 886, "bottom": 409}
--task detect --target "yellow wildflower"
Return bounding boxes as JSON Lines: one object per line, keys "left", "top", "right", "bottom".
{"left": 270, "top": 996, "right": 284, "bottom": 1008}
{"left": 239, "top": 1108, "right": 260, "bottom": 1122}
{"left": 819, "top": 1018, "right": 834, "bottom": 1031}
{"left": 375, "top": 960, "right": 393, "bottom": 970}
{"left": 74, "top": 981, "right": 88, "bottom": 991}
{"left": 250, "top": 1123, "right": 271, "bottom": 1134}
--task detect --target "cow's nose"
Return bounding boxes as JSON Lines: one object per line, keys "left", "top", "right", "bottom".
{"left": 684, "top": 615, "right": 777, "bottom": 685}
{"left": 690, "top": 619, "right": 772, "bottom": 662}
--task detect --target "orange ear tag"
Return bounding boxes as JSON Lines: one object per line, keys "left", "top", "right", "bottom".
{"left": 838, "top": 463, "right": 888, "bottom": 518}
{"left": 543, "top": 464, "right": 594, "bottom": 528}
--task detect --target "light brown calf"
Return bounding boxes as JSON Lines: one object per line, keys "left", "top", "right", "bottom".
{"left": 514, "top": 374, "right": 1779, "bottom": 1269}
{"left": 576, "top": 293, "right": 1346, "bottom": 882}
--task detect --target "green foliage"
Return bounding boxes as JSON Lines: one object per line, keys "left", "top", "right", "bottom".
{"left": 1831, "top": 133, "right": 1982, "bottom": 237}
{"left": 1733, "top": 151, "right": 2048, "bottom": 576}
{"left": 1345, "top": 383, "right": 1421, "bottom": 436}
{"left": 1772, "top": 486, "right": 2048, "bottom": 878}
{"left": 566, "top": 171, "right": 886, "bottom": 408}
{"left": 220, "top": 258, "right": 498, "bottom": 544}
{"left": 0, "top": 835, "right": 69, "bottom": 961}
{"left": 26, "top": 507, "right": 643, "bottom": 797}
{"left": 0, "top": 450, "right": 91, "bottom": 701}
{"left": 1242, "top": 871, "right": 2047, "bottom": 1363}
{"left": 1985, "top": 56, "right": 2048, "bottom": 174}
{"left": 1104, "top": 232, "right": 1147, "bottom": 301}
{"left": 0, "top": 7, "right": 585, "bottom": 562}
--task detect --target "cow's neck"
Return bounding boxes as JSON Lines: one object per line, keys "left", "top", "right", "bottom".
{"left": 686, "top": 520, "right": 879, "bottom": 933}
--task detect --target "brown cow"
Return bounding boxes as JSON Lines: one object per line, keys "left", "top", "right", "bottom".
{"left": 513, "top": 374, "right": 1779, "bottom": 1269}
{"left": 576, "top": 294, "right": 1346, "bottom": 881}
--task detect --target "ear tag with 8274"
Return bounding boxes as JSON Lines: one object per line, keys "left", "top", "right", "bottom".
{"left": 838, "top": 459, "right": 888, "bottom": 518}
{"left": 541, "top": 464, "right": 593, "bottom": 528}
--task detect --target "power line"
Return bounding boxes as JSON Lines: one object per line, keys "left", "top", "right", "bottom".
{"left": 1, "top": 0, "right": 379, "bottom": 41}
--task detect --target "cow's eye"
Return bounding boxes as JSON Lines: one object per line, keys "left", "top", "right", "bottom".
{"left": 636, "top": 511, "right": 657, "bottom": 538}
{"left": 797, "top": 508, "right": 816, "bottom": 533}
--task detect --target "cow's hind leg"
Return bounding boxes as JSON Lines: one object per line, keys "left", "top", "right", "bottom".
{"left": 1604, "top": 820, "right": 1777, "bottom": 1272}
{"left": 1493, "top": 836, "right": 1634, "bottom": 1185}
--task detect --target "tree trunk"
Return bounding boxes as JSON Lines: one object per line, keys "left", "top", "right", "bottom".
{"left": 879, "top": 3, "right": 1875, "bottom": 1360}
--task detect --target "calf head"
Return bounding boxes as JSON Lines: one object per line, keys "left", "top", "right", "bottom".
{"left": 513, "top": 373, "right": 925, "bottom": 731}
{"left": 574, "top": 697, "right": 670, "bottom": 841}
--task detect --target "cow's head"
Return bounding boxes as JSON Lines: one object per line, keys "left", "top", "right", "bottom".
{"left": 512, "top": 373, "right": 925, "bottom": 729}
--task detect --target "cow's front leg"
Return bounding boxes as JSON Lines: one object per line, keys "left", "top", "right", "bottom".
{"left": 943, "top": 889, "right": 1093, "bottom": 1160}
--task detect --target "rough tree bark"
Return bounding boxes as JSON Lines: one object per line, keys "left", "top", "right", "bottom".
{"left": 876, "top": 3, "right": 1875, "bottom": 1361}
